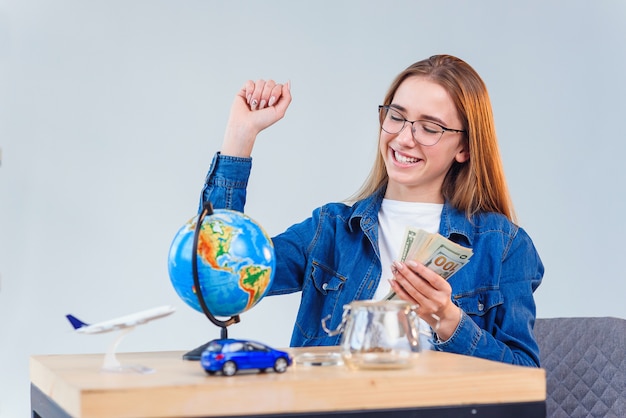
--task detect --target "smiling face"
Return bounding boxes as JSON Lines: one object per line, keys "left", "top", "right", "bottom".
{"left": 379, "top": 76, "right": 469, "bottom": 202}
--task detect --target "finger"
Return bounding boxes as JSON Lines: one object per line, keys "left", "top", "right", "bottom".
{"left": 267, "top": 83, "right": 283, "bottom": 107}
{"left": 272, "top": 81, "right": 292, "bottom": 117}
{"left": 389, "top": 278, "right": 416, "bottom": 304}
{"left": 249, "top": 79, "right": 267, "bottom": 111}
{"left": 392, "top": 261, "right": 423, "bottom": 299}
{"left": 239, "top": 80, "right": 256, "bottom": 104}
{"left": 395, "top": 261, "right": 444, "bottom": 310}
{"left": 258, "top": 80, "right": 276, "bottom": 109}
{"left": 391, "top": 265, "right": 446, "bottom": 323}
{"left": 404, "top": 261, "right": 454, "bottom": 316}
{"left": 406, "top": 260, "right": 449, "bottom": 291}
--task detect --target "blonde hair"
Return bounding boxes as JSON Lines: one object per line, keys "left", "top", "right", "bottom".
{"left": 351, "top": 54, "right": 515, "bottom": 222}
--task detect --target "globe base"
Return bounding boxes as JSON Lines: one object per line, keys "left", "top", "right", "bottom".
{"left": 182, "top": 317, "right": 238, "bottom": 361}
{"left": 182, "top": 340, "right": 216, "bottom": 361}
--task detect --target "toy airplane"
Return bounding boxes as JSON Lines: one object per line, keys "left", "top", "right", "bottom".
{"left": 66, "top": 305, "right": 176, "bottom": 373}
{"left": 66, "top": 305, "right": 176, "bottom": 334}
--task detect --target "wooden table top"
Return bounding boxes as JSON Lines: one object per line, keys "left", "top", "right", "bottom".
{"left": 30, "top": 347, "right": 546, "bottom": 418}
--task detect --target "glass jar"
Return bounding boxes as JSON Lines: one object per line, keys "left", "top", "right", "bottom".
{"left": 322, "top": 300, "right": 435, "bottom": 370}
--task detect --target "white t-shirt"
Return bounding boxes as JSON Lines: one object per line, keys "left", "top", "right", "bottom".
{"left": 373, "top": 199, "right": 443, "bottom": 301}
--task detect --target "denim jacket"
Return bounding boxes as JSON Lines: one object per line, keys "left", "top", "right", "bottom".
{"left": 200, "top": 153, "right": 544, "bottom": 367}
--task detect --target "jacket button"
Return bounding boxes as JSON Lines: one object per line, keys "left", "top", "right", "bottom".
{"left": 478, "top": 302, "right": 484, "bottom": 311}
{"left": 322, "top": 283, "right": 328, "bottom": 291}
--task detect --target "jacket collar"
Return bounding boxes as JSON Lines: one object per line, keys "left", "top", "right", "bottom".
{"left": 349, "top": 186, "right": 474, "bottom": 247}
{"left": 349, "top": 186, "right": 385, "bottom": 233}
{"left": 439, "top": 202, "right": 474, "bottom": 247}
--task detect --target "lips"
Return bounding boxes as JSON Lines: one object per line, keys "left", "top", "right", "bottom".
{"left": 393, "top": 149, "right": 421, "bottom": 165}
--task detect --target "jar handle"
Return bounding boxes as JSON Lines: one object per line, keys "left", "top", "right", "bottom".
{"left": 408, "top": 309, "right": 441, "bottom": 341}
{"left": 416, "top": 312, "right": 441, "bottom": 337}
{"left": 321, "top": 306, "right": 350, "bottom": 336}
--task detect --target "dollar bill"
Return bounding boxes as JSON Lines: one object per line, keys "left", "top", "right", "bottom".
{"left": 400, "top": 228, "right": 417, "bottom": 262}
{"left": 420, "top": 242, "right": 472, "bottom": 279}
{"left": 401, "top": 227, "right": 429, "bottom": 262}
{"left": 385, "top": 227, "right": 473, "bottom": 300}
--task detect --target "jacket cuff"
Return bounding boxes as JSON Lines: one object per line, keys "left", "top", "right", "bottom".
{"left": 433, "top": 310, "right": 481, "bottom": 356}
{"left": 204, "top": 152, "right": 252, "bottom": 187}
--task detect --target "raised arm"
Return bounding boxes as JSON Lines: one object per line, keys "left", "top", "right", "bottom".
{"left": 200, "top": 79, "right": 291, "bottom": 213}
{"left": 221, "top": 79, "right": 292, "bottom": 157}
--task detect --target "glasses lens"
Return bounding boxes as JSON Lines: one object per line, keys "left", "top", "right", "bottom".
{"left": 413, "top": 121, "right": 443, "bottom": 146}
{"left": 380, "top": 107, "right": 443, "bottom": 146}
{"left": 381, "top": 107, "right": 405, "bottom": 134}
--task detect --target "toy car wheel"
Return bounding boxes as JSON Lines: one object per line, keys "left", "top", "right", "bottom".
{"left": 273, "top": 357, "right": 289, "bottom": 373}
{"left": 205, "top": 370, "right": 217, "bottom": 376}
{"left": 222, "top": 361, "right": 238, "bottom": 376}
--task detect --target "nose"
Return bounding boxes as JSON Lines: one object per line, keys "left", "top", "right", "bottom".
{"left": 396, "top": 122, "right": 416, "bottom": 146}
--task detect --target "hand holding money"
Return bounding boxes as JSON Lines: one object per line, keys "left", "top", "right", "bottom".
{"left": 385, "top": 227, "right": 473, "bottom": 300}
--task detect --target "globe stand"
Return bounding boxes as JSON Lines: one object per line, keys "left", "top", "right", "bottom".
{"left": 183, "top": 201, "right": 241, "bottom": 361}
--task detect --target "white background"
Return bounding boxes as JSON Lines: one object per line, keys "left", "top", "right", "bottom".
{"left": 1, "top": 1, "right": 625, "bottom": 416}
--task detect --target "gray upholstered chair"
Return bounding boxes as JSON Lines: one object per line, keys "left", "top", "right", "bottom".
{"left": 534, "top": 317, "right": 626, "bottom": 417}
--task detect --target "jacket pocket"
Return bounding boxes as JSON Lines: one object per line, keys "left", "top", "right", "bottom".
{"left": 293, "top": 261, "right": 347, "bottom": 342}
{"left": 454, "top": 289, "right": 503, "bottom": 316}
{"left": 311, "top": 260, "right": 346, "bottom": 295}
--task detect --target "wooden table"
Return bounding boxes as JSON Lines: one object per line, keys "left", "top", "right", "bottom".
{"left": 30, "top": 347, "right": 546, "bottom": 418}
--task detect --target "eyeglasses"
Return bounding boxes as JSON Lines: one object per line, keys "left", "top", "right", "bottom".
{"left": 378, "top": 105, "right": 467, "bottom": 146}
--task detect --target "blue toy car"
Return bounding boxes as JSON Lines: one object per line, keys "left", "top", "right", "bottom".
{"left": 200, "top": 339, "right": 292, "bottom": 376}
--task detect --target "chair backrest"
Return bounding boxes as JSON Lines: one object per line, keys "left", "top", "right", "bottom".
{"left": 534, "top": 317, "right": 626, "bottom": 417}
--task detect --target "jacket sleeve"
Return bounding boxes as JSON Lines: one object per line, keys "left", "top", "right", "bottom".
{"left": 198, "top": 152, "right": 314, "bottom": 296}
{"left": 434, "top": 227, "right": 544, "bottom": 367}
{"left": 199, "top": 152, "right": 252, "bottom": 213}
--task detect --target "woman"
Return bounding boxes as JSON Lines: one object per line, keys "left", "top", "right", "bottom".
{"left": 200, "top": 54, "right": 544, "bottom": 367}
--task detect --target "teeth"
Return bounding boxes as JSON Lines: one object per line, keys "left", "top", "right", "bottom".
{"left": 394, "top": 150, "right": 419, "bottom": 164}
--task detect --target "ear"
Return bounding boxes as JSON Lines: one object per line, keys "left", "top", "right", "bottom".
{"left": 455, "top": 144, "right": 470, "bottom": 163}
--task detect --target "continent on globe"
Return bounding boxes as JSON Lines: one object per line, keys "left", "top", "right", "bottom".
{"left": 168, "top": 209, "right": 275, "bottom": 318}
{"left": 239, "top": 265, "right": 272, "bottom": 310}
{"left": 197, "top": 220, "right": 236, "bottom": 272}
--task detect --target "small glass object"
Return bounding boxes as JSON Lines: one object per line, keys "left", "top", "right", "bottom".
{"left": 293, "top": 351, "right": 343, "bottom": 367}
{"left": 322, "top": 300, "right": 436, "bottom": 370}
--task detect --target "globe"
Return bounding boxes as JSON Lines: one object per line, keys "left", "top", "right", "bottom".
{"left": 168, "top": 208, "right": 275, "bottom": 318}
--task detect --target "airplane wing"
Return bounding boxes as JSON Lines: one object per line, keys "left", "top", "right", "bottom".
{"left": 66, "top": 305, "right": 176, "bottom": 334}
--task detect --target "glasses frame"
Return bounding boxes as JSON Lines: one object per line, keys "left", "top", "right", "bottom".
{"left": 378, "top": 105, "right": 467, "bottom": 146}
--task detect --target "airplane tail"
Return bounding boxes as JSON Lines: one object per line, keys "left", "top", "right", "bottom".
{"left": 66, "top": 314, "right": 89, "bottom": 330}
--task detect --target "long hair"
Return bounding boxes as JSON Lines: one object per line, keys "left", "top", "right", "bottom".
{"left": 350, "top": 54, "right": 515, "bottom": 222}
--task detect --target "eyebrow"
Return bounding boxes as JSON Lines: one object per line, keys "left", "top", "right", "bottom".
{"left": 389, "top": 103, "right": 449, "bottom": 127}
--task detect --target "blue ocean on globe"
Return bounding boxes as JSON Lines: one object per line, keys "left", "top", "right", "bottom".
{"left": 168, "top": 209, "right": 275, "bottom": 317}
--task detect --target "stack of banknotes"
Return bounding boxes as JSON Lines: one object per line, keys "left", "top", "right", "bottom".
{"left": 385, "top": 227, "right": 473, "bottom": 300}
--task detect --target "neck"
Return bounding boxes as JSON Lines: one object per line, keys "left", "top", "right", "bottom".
{"left": 384, "top": 183, "right": 444, "bottom": 203}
